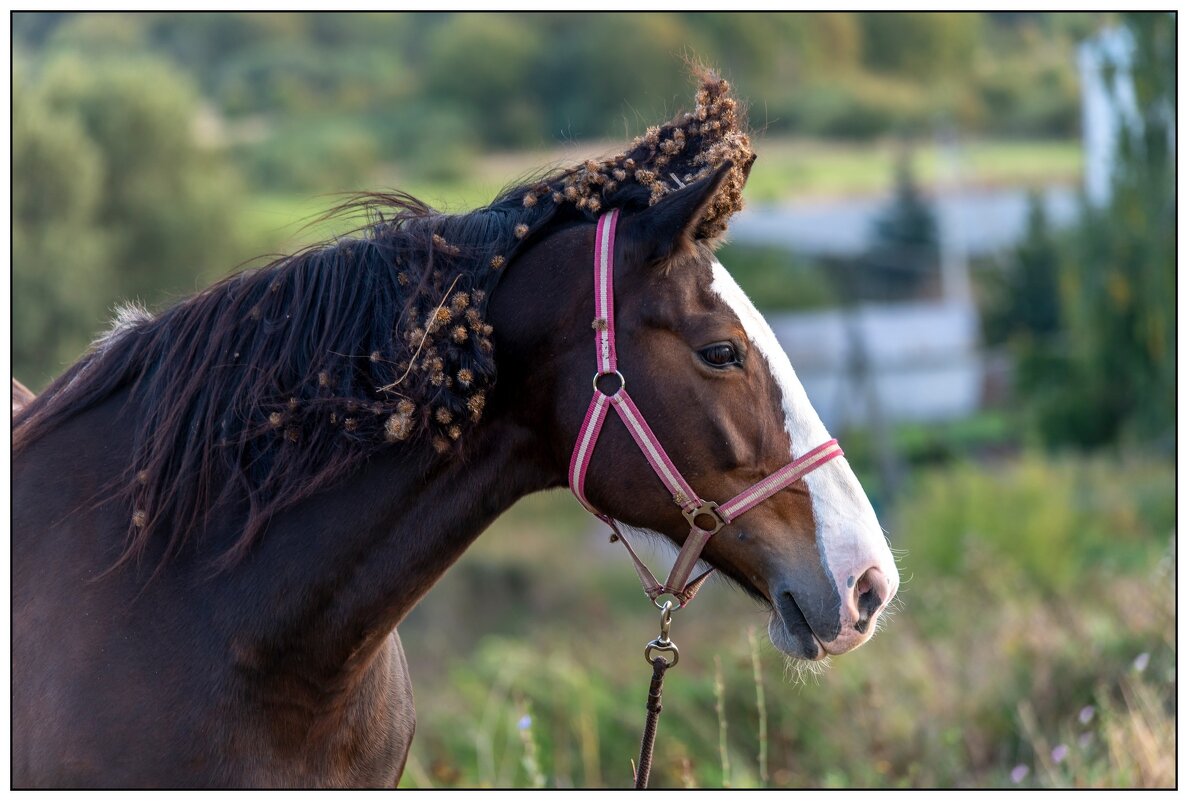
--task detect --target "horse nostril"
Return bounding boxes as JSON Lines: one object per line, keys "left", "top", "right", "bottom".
{"left": 852, "top": 567, "right": 886, "bottom": 634}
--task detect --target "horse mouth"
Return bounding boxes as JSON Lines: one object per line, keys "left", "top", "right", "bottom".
{"left": 769, "top": 591, "right": 826, "bottom": 661}
{"left": 712, "top": 560, "right": 825, "bottom": 661}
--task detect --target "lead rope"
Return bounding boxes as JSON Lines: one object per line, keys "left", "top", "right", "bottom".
{"left": 633, "top": 600, "right": 679, "bottom": 789}
{"left": 634, "top": 657, "right": 668, "bottom": 788}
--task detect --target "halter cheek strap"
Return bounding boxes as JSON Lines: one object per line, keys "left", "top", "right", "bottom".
{"left": 569, "top": 210, "right": 844, "bottom": 606}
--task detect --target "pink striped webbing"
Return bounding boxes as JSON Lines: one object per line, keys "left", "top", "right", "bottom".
{"left": 568, "top": 210, "right": 843, "bottom": 605}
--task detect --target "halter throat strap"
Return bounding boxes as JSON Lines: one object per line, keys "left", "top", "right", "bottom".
{"left": 569, "top": 210, "right": 843, "bottom": 606}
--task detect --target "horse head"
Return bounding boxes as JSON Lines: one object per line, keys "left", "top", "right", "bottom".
{"left": 494, "top": 158, "right": 898, "bottom": 661}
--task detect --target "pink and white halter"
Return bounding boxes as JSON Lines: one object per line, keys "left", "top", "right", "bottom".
{"left": 569, "top": 209, "right": 844, "bottom": 607}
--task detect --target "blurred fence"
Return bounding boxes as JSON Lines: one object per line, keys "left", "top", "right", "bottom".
{"left": 769, "top": 299, "right": 981, "bottom": 429}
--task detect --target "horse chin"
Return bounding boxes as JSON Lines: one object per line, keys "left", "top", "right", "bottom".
{"left": 768, "top": 606, "right": 826, "bottom": 661}
{"left": 706, "top": 561, "right": 824, "bottom": 660}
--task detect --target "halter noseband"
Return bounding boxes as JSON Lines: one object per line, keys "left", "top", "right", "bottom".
{"left": 568, "top": 209, "right": 844, "bottom": 607}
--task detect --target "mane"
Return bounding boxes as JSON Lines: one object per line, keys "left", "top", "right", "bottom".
{"left": 12, "top": 68, "right": 753, "bottom": 572}
{"left": 13, "top": 187, "right": 578, "bottom": 571}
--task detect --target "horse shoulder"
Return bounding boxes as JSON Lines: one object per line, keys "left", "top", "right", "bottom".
{"left": 12, "top": 394, "right": 224, "bottom": 786}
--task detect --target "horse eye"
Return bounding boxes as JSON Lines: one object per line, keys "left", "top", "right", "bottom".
{"left": 699, "top": 343, "right": 739, "bottom": 368}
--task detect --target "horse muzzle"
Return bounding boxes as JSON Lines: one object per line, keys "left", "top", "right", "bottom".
{"left": 769, "top": 563, "right": 897, "bottom": 660}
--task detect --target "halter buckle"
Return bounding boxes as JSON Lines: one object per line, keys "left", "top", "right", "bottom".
{"left": 682, "top": 501, "right": 725, "bottom": 535}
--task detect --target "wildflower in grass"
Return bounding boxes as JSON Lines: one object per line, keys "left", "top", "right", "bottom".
{"left": 1010, "top": 764, "right": 1029, "bottom": 784}
{"left": 1078, "top": 733, "right": 1094, "bottom": 749}
{"left": 1079, "top": 705, "right": 1095, "bottom": 725}
{"left": 1133, "top": 652, "right": 1150, "bottom": 672}
{"left": 516, "top": 708, "right": 545, "bottom": 788}
{"left": 1051, "top": 744, "right": 1069, "bottom": 764}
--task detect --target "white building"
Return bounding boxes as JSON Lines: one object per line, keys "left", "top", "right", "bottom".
{"left": 1078, "top": 26, "right": 1140, "bottom": 207}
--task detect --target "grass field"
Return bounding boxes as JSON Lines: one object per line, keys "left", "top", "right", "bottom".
{"left": 743, "top": 138, "right": 1083, "bottom": 203}
{"left": 393, "top": 453, "right": 1174, "bottom": 789}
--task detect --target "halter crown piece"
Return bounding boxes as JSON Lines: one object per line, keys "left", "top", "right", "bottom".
{"left": 569, "top": 210, "right": 845, "bottom": 607}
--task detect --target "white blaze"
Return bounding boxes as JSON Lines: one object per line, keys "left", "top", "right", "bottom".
{"left": 708, "top": 260, "right": 898, "bottom": 600}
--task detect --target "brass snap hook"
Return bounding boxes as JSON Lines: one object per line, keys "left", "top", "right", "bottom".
{"left": 644, "top": 600, "right": 679, "bottom": 666}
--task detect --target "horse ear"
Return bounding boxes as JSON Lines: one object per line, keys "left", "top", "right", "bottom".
{"left": 620, "top": 161, "right": 734, "bottom": 265}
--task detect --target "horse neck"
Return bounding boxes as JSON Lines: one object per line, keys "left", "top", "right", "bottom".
{"left": 229, "top": 387, "right": 560, "bottom": 704}
{"left": 221, "top": 231, "right": 580, "bottom": 708}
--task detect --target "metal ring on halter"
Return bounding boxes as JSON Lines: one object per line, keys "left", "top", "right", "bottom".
{"left": 652, "top": 593, "right": 682, "bottom": 611}
{"left": 592, "top": 370, "right": 626, "bottom": 396}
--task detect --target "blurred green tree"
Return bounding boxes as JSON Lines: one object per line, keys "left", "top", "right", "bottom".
{"left": 679, "top": 13, "right": 848, "bottom": 94}
{"left": 424, "top": 14, "right": 545, "bottom": 148}
{"left": 982, "top": 193, "right": 1069, "bottom": 445}
{"left": 13, "top": 11, "right": 1096, "bottom": 151}
{"left": 858, "top": 153, "right": 940, "bottom": 300}
{"left": 43, "top": 11, "right": 149, "bottom": 54}
{"left": 985, "top": 193, "right": 1062, "bottom": 345}
{"left": 1032, "top": 14, "right": 1174, "bottom": 447}
{"left": 13, "top": 54, "right": 251, "bottom": 388}
{"left": 535, "top": 13, "right": 694, "bottom": 142}
{"left": 858, "top": 12, "right": 980, "bottom": 80}
{"left": 13, "top": 69, "right": 111, "bottom": 387}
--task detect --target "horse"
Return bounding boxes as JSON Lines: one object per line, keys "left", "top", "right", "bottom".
{"left": 12, "top": 73, "right": 898, "bottom": 787}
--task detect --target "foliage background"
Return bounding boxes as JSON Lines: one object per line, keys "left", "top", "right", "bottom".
{"left": 11, "top": 12, "right": 1175, "bottom": 789}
